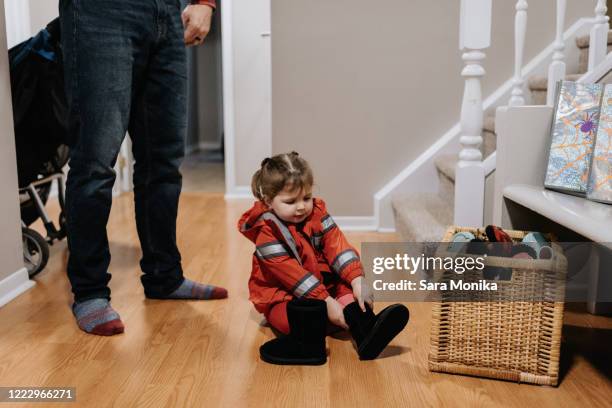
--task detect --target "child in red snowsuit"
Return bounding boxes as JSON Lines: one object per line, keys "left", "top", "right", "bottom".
{"left": 238, "top": 152, "right": 409, "bottom": 365}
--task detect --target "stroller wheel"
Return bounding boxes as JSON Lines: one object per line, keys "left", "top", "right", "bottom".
{"left": 22, "top": 227, "right": 49, "bottom": 278}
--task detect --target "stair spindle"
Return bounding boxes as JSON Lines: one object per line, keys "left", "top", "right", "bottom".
{"left": 509, "top": 0, "right": 528, "bottom": 106}
{"left": 547, "top": 0, "right": 566, "bottom": 106}
{"left": 458, "top": 50, "right": 485, "bottom": 164}
{"left": 588, "top": 0, "right": 609, "bottom": 71}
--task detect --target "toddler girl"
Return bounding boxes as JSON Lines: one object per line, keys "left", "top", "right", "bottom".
{"left": 238, "top": 152, "right": 409, "bottom": 365}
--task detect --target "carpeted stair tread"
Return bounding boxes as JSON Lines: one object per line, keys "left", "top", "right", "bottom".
{"left": 575, "top": 30, "right": 612, "bottom": 49}
{"left": 391, "top": 193, "right": 453, "bottom": 242}
{"left": 482, "top": 114, "right": 497, "bottom": 157}
{"left": 483, "top": 115, "right": 496, "bottom": 133}
{"left": 528, "top": 73, "right": 583, "bottom": 91}
{"left": 434, "top": 154, "right": 457, "bottom": 182}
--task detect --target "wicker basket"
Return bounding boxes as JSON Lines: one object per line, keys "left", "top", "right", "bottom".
{"left": 428, "top": 226, "right": 567, "bottom": 386}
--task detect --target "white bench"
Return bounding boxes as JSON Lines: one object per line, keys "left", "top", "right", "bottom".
{"left": 494, "top": 105, "right": 612, "bottom": 314}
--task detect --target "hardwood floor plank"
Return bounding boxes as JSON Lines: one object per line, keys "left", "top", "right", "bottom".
{"left": 1, "top": 193, "right": 610, "bottom": 408}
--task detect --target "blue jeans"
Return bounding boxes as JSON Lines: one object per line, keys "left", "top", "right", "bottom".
{"left": 60, "top": 0, "right": 188, "bottom": 302}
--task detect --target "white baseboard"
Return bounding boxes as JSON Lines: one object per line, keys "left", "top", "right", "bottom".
{"left": 198, "top": 141, "right": 223, "bottom": 152}
{"left": 335, "top": 216, "right": 378, "bottom": 232}
{"left": 185, "top": 142, "right": 223, "bottom": 156}
{"left": 377, "top": 227, "right": 397, "bottom": 233}
{"left": 0, "top": 267, "right": 35, "bottom": 308}
{"left": 224, "top": 185, "right": 253, "bottom": 200}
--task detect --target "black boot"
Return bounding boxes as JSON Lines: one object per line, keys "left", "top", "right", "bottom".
{"left": 259, "top": 299, "right": 327, "bottom": 365}
{"left": 343, "top": 302, "right": 409, "bottom": 360}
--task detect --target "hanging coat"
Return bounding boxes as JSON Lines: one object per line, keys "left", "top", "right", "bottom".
{"left": 238, "top": 198, "right": 364, "bottom": 315}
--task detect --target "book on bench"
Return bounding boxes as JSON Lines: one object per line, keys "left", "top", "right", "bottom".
{"left": 586, "top": 83, "right": 612, "bottom": 204}
{"left": 544, "top": 80, "right": 603, "bottom": 196}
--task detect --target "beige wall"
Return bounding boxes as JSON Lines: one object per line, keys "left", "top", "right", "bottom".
{"left": 0, "top": 0, "right": 26, "bottom": 280}
{"left": 271, "top": 0, "right": 587, "bottom": 216}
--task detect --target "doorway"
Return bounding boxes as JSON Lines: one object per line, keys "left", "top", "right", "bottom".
{"left": 182, "top": 3, "right": 225, "bottom": 193}
{"left": 184, "top": 0, "right": 273, "bottom": 197}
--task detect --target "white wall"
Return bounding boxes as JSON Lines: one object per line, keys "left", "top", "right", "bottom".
{"left": 226, "top": 0, "right": 271, "bottom": 193}
{"left": 0, "top": 0, "right": 31, "bottom": 303}
{"left": 3, "top": 0, "right": 30, "bottom": 48}
{"left": 3, "top": 0, "right": 58, "bottom": 49}
{"left": 0, "top": 0, "right": 24, "bottom": 278}
{"left": 271, "top": 0, "right": 589, "bottom": 216}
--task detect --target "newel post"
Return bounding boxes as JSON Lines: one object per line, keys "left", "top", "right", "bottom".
{"left": 455, "top": 0, "right": 492, "bottom": 227}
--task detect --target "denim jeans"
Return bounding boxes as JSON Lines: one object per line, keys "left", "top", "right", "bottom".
{"left": 59, "top": 0, "right": 188, "bottom": 302}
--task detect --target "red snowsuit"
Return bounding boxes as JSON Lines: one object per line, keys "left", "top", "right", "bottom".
{"left": 238, "top": 198, "right": 364, "bottom": 334}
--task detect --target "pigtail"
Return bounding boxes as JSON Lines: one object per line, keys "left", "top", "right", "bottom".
{"left": 251, "top": 169, "right": 264, "bottom": 201}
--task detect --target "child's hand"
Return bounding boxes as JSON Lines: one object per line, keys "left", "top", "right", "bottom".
{"left": 325, "top": 297, "right": 348, "bottom": 330}
{"left": 351, "top": 276, "right": 373, "bottom": 312}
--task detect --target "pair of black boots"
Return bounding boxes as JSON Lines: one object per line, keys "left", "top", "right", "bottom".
{"left": 260, "top": 299, "right": 409, "bottom": 365}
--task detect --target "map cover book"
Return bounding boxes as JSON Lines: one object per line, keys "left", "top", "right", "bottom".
{"left": 587, "top": 83, "right": 612, "bottom": 204}
{"left": 544, "top": 80, "right": 603, "bottom": 195}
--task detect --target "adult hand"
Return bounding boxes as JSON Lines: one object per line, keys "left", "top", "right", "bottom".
{"left": 351, "top": 276, "right": 373, "bottom": 312}
{"left": 182, "top": 5, "right": 213, "bottom": 46}
{"left": 325, "top": 296, "right": 348, "bottom": 330}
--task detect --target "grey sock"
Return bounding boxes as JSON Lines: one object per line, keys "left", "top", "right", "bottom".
{"left": 72, "top": 298, "right": 124, "bottom": 336}
{"left": 161, "top": 279, "right": 228, "bottom": 300}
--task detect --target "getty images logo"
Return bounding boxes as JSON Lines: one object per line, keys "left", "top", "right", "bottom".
{"left": 372, "top": 253, "right": 487, "bottom": 275}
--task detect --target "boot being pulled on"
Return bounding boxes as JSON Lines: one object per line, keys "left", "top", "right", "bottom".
{"left": 343, "top": 302, "right": 409, "bottom": 360}
{"left": 259, "top": 299, "right": 327, "bottom": 365}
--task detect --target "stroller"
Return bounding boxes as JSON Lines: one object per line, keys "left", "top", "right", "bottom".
{"left": 10, "top": 18, "right": 69, "bottom": 277}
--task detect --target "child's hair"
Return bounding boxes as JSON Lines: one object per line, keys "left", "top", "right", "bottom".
{"left": 251, "top": 151, "right": 314, "bottom": 202}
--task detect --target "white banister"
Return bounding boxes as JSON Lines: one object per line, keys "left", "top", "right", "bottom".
{"left": 588, "top": 0, "right": 609, "bottom": 71}
{"left": 547, "top": 0, "right": 566, "bottom": 106}
{"left": 455, "top": 0, "right": 491, "bottom": 228}
{"left": 509, "top": 0, "right": 528, "bottom": 106}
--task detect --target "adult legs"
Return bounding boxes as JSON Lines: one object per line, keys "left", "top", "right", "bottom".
{"left": 129, "top": 0, "right": 226, "bottom": 299}
{"left": 61, "top": 0, "right": 155, "bottom": 303}
{"left": 60, "top": 0, "right": 160, "bottom": 334}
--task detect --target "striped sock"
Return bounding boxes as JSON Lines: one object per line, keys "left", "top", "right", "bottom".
{"left": 163, "top": 279, "right": 228, "bottom": 300}
{"left": 72, "top": 298, "right": 124, "bottom": 336}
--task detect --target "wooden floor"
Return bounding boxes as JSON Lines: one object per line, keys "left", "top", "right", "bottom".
{"left": 1, "top": 193, "right": 611, "bottom": 408}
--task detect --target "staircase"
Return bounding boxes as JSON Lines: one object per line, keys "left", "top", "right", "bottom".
{"left": 392, "top": 29, "right": 612, "bottom": 242}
